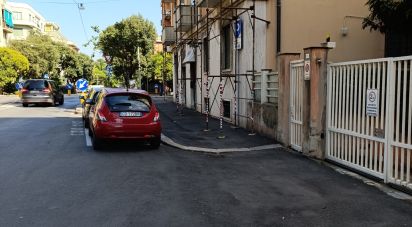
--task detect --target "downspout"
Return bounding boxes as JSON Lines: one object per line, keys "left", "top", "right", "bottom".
{"left": 276, "top": 0, "right": 281, "bottom": 53}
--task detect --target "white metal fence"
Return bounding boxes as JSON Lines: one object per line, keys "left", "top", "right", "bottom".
{"left": 327, "top": 56, "right": 412, "bottom": 189}
{"left": 290, "top": 60, "right": 304, "bottom": 152}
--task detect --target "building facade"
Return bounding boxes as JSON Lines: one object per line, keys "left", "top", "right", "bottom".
{"left": 0, "top": 0, "right": 13, "bottom": 46}
{"left": 161, "top": 0, "right": 384, "bottom": 138}
{"left": 6, "top": 2, "right": 78, "bottom": 51}
{"left": 7, "top": 2, "right": 45, "bottom": 40}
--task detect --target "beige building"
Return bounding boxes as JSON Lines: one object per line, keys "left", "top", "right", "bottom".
{"left": 154, "top": 36, "right": 163, "bottom": 53}
{"left": 0, "top": 0, "right": 13, "bottom": 46}
{"left": 44, "top": 22, "right": 79, "bottom": 52}
{"left": 161, "top": 0, "right": 384, "bottom": 137}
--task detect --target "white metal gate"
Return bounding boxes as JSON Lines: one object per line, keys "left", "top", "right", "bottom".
{"left": 327, "top": 56, "right": 412, "bottom": 189}
{"left": 290, "top": 60, "right": 304, "bottom": 152}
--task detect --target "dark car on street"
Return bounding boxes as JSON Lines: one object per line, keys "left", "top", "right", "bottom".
{"left": 82, "top": 87, "right": 102, "bottom": 128}
{"left": 88, "top": 88, "right": 162, "bottom": 150}
{"left": 21, "top": 79, "right": 64, "bottom": 107}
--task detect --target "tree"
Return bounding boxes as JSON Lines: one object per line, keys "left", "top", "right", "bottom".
{"left": 92, "top": 59, "right": 107, "bottom": 85}
{"left": 363, "top": 0, "right": 412, "bottom": 56}
{"left": 10, "top": 32, "right": 59, "bottom": 79}
{"left": 96, "top": 15, "right": 157, "bottom": 88}
{"left": 10, "top": 32, "right": 95, "bottom": 83}
{"left": 0, "top": 48, "right": 29, "bottom": 90}
{"left": 146, "top": 52, "right": 173, "bottom": 82}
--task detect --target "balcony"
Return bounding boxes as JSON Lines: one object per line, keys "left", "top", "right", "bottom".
{"left": 197, "top": 0, "right": 220, "bottom": 8}
{"left": 162, "top": 27, "right": 176, "bottom": 45}
{"left": 175, "top": 4, "right": 194, "bottom": 33}
{"left": 2, "top": 21, "right": 13, "bottom": 33}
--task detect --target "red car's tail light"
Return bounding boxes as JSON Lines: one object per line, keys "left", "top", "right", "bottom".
{"left": 21, "top": 88, "right": 28, "bottom": 93}
{"left": 153, "top": 112, "right": 160, "bottom": 122}
{"left": 97, "top": 111, "right": 107, "bottom": 122}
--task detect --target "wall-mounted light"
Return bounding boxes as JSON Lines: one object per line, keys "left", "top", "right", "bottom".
{"left": 341, "top": 15, "right": 365, "bottom": 37}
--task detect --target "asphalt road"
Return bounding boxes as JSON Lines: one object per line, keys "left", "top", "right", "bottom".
{"left": 1, "top": 95, "right": 412, "bottom": 226}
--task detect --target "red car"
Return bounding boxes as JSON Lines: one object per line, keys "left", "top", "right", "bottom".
{"left": 88, "top": 88, "right": 162, "bottom": 150}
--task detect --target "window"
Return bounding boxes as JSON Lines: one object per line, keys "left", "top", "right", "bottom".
{"left": 13, "top": 11, "right": 22, "bottom": 20}
{"left": 221, "top": 24, "right": 232, "bottom": 70}
{"left": 23, "top": 80, "right": 48, "bottom": 90}
{"left": 105, "top": 94, "right": 151, "bottom": 112}
{"left": 203, "top": 37, "right": 209, "bottom": 73}
{"left": 223, "top": 100, "right": 231, "bottom": 119}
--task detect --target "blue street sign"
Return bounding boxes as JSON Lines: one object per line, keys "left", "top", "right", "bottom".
{"left": 66, "top": 83, "right": 73, "bottom": 90}
{"left": 76, "top": 79, "right": 89, "bottom": 92}
{"left": 235, "top": 19, "right": 242, "bottom": 38}
{"left": 15, "top": 82, "right": 23, "bottom": 90}
{"left": 43, "top": 73, "right": 49, "bottom": 79}
{"left": 234, "top": 19, "right": 243, "bottom": 50}
{"left": 154, "top": 84, "right": 159, "bottom": 89}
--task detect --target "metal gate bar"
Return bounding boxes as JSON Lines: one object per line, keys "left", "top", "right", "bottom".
{"left": 290, "top": 60, "right": 304, "bottom": 152}
{"left": 327, "top": 56, "right": 412, "bottom": 189}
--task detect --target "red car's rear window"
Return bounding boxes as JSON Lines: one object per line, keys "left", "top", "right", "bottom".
{"left": 105, "top": 94, "right": 151, "bottom": 112}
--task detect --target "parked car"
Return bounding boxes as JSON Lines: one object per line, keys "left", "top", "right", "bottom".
{"left": 21, "top": 79, "right": 64, "bottom": 107}
{"left": 88, "top": 88, "right": 162, "bottom": 150}
{"left": 82, "top": 87, "right": 103, "bottom": 128}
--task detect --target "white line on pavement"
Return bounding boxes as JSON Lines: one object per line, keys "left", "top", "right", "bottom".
{"left": 85, "top": 129, "right": 92, "bottom": 147}
{"left": 0, "top": 104, "right": 15, "bottom": 110}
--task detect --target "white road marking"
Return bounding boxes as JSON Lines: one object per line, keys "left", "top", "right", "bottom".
{"left": 71, "top": 121, "right": 84, "bottom": 136}
{"left": 85, "top": 129, "right": 92, "bottom": 147}
{"left": 0, "top": 104, "right": 15, "bottom": 110}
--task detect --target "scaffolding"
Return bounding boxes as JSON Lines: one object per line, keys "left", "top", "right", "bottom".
{"left": 167, "top": 0, "right": 269, "bottom": 134}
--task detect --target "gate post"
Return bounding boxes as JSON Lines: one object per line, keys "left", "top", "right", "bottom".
{"left": 302, "top": 47, "right": 329, "bottom": 159}
{"left": 277, "top": 53, "right": 300, "bottom": 146}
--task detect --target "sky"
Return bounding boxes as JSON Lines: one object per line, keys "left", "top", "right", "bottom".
{"left": 8, "top": 0, "right": 162, "bottom": 58}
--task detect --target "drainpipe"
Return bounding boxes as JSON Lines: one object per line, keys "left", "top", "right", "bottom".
{"left": 276, "top": 0, "right": 281, "bottom": 53}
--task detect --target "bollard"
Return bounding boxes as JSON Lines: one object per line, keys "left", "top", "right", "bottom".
{"left": 68, "top": 90, "right": 71, "bottom": 96}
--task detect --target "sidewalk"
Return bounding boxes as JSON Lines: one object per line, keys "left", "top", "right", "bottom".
{"left": 153, "top": 96, "right": 279, "bottom": 153}
{"left": 0, "top": 95, "right": 19, "bottom": 105}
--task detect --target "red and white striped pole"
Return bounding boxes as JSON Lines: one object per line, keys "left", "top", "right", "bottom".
{"left": 204, "top": 78, "right": 209, "bottom": 131}
{"left": 218, "top": 79, "right": 225, "bottom": 139}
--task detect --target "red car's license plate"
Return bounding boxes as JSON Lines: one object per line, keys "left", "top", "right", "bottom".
{"left": 119, "top": 112, "right": 142, "bottom": 117}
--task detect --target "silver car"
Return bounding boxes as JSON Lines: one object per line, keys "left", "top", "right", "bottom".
{"left": 21, "top": 79, "right": 64, "bottom": 107}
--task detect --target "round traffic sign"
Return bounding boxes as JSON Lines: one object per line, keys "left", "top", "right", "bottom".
{"left": 76, "top": 79, "right": 89, "bottom": 92}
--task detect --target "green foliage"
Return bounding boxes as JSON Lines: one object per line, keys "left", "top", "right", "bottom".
{"left": 92, "top": 59, "right": 107, "bottom": 85}
{"left": 9, "top": 32, "right": 94, "bottom": 83}
{"left": 0, "top": 48, "right": 29, "bottom": 89}
{"left": 96, "top": 15, "right": 157, "bottom": 88}
{"left": 363, "top": 0, "right": 412, "bottom": 33}
{"left": 146, "top": 52, "right": 173, "bottom": 82}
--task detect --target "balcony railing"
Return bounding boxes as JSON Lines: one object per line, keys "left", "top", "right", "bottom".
{"left": 197, "top": 0, "right": 220, "bottom": 8}
{"left": 175, "top": 4, "right": 194, "bottom": 33}
{"left": 162, "top": 27, "right": 176, "bottom": 45}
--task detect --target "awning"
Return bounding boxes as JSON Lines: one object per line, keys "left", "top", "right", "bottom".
{"left": 3, "top": 9, "right": 13, "bottom": 28}
{"left": 182, "top": 46, "right": 195, "bottom": 64}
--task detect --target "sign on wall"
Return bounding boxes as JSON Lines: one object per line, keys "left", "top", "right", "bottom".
{"left": 366, "top": 89, "right": 379, "bottom": 117}
{"left": 234, "top": 19, "right": 243, "bottom": 50}
{"left": 304, "top": 60, "right": 311, "bottom": 80}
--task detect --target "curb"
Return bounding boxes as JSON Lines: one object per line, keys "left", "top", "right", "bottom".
{"left": 161, "top": 133, "right": 282, "bottom": 154}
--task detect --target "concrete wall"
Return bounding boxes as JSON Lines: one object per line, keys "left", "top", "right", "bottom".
{"left": 280, "top": 0, "right": 384, "bottom": 62}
